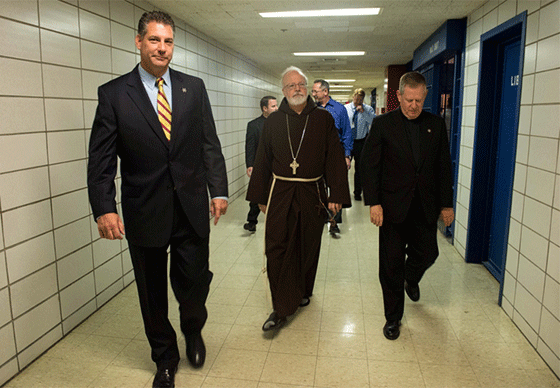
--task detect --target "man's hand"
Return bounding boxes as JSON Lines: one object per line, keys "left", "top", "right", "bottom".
{"left": 97, "top": 212, "right": 125, "bottom": 240}
{"left": 345, "top": 156, "right": 352, "bottom": 170}
{"left": 328, "top": 203, "right": 342, "bottom": 215}
{"left": 246, "top": 167, "right": 253, "bottom": 177}
{"left": 258, "top": 204, "right": 267, "bottom": 214}
{"left": 355, "top": 104, "right": 364, "bottom": 113}
{"left": 211, "top": 198, "right": 228, "bottom": 225}
{"left": 440, "top": 207, "right": 454, "bottom": 227}
{"left": 370, "top": 205, "right": 383, "bottom": 227}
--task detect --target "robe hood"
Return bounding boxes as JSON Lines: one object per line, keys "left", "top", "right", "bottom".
{"left": 279, "top": 95, "right": 318, "bottom": 116}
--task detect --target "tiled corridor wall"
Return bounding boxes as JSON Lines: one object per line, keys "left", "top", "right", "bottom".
{"left": 0, "top": 0, "right": 279, "bottom": 384}
{"left": 455, "top": 0, "right": 559, "bottom": 376}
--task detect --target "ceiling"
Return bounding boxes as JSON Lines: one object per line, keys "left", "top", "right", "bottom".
{"left": 148, "top": 0, "right": 486, "bottom": 99}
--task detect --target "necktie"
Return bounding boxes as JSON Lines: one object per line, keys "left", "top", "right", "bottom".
{"left": 353, "top": 110, "right": 359, "bottom": 139}
{"left": 157, "top": 78, "right": 171, "bottom": 140}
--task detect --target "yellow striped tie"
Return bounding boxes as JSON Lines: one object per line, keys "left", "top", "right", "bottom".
{"left": 156, "top": 78, "right": 171, "bottom": 140}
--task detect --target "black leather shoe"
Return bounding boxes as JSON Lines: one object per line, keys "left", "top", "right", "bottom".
{"left": 383, "top": 320, "right": 401, "bottom": 340}
{"left": 262, "top": 311, "right": 287, "bottom": 331}
{"left": 405, "top": 281, "right": 420, "bottom": 302}
{"left": 243, "top": 222, "right": 256, "bottom": 232}
{"left": 186, "top": 333, "right": 206, "bottom": 369}
{"left": 153, "top": 366, "right": 177, "bottom": 388}
{"left": 354, "top": 194, "right": 362, "bottom": 201}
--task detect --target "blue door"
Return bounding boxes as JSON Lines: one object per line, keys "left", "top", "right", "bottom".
{"left": 484, "top": 39, "right": 521, "bottom": 281}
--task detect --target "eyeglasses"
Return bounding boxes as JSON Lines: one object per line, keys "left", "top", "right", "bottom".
{"left": 283, "top": 82, "right": 307, "bottom": 91}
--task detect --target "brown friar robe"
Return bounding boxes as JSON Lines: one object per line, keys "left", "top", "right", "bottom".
{"left": 246, "top": 96, "right": 351, "bottom": 317}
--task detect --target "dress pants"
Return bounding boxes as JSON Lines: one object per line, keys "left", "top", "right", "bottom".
{"left": 352, "top": 138, "right": 366, "bottom": 197}
{"left": 378, "top": 195, "right": 438, "bottom": 321}
{"left": 128, "top": 194, "right": 212, "bottom": 369}
{"left": 246, "top": 201, "right": 260, "bottom": 224}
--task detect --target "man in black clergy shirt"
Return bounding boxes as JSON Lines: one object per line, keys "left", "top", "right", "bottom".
{"left": 361, "top": 71, "right": 454, "bottom": 341}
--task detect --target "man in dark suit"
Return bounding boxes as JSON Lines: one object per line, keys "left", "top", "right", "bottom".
{"left": 87, "top": 11, "right": 228, "bottom": 388}
{"left": 361, "top": 72, "right": 454, "bottom": 341}
{"left": 244, "top": 96, "right": 278, "bottom": 232}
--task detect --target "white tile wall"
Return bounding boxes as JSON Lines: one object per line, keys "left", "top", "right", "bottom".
{"left": 79, "top": 0, "right": 110, "bottom": 18}
{"left": 45, "top": 99, "right": 85, "bottom": 131}
{"left": 49, "top": 160, "right": 87, "bottom": 196}
{"left": 0, "top": 167, "right": 50, "bottom": 210}
{"left": 6, "top": 232, "right": 55, "bottom": 283}
{"left": 3, "top": 201, "right": 52, "bottom": 248}
{"left": 0, "top": 324, "right": 16, "bottom": 367}
{"left": 10, "top": 264, "right": 58, "bottom": 318}
{"left": 0, "top": 287, "right": 11, "bottom": 327}
{"left": 39, "top": 0, "right": 80, "bottom": 36}
{"left": 51, "top": 189, "right": 90, "bottom": 228}
{"left": 60, "top": 272, "right": 95, "bottom": 319}
{"left": 42, "top": 64, "right": 83, "bottom": 99}
{"left": 79, "top": 9, "right": 111, "bottom": 44}
{"left": 53, "top": 217, "right": 92, "bottom": 258}
{"left": 57, "top": 245, "right": 93, "bottom": 289}
{"left": 41, "top": 30, "right": 81, "bottom": 67}
{"left": 459, "top": 1, "right": 560, "bottom": 376}
{"left": 0, "top": 18, "right": 40, "bottom": 62}
{"left": 0, "top": 58, "right": 43, "bottom": 97}
{"left": 47, "top": 130, "right": 87, "bottom": 163}
{"left": 81, "top": 41, "right": 112, "bottom": 72}
{"left": 0, "top": 97, "right": 45, "bottom": 135}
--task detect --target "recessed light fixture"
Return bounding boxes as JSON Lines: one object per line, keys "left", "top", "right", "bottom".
{"left": 293, "top": 51, "right": 365, "bottom": 56}
{"left": 325, "top": 79, "right": 356, "bottom": 82}
{"left": 329, "top": 85, "right": 353, "bottom": 88}
{"left": 260, "top": 8, "right": 381, "bottom": 18}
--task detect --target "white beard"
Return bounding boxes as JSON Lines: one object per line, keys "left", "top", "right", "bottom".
{"left": 287, "top": 94, "right": 307, "bottom": 106}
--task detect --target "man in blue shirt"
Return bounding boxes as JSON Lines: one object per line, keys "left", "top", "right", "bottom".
{"left": 312, "top": 79, "right": 353, "bottom": 234}
{"left": 345, "top": 88, "right": 375, "bottom": 201}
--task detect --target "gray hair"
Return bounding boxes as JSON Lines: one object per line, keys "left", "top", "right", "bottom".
{"left": 313, "top": 79, "right": 330, "bottom": 92}
{"left": 399, "top": 72, "right": 427, "bottom": 94}
{"left": 281, "top": 66, "right": 308, "bottom": 87}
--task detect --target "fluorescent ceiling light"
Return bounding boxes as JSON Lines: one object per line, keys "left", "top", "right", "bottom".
{"left": 329, "top": 85, "right": 353, "bottom": 88}
{"left": 325, "top": 79, "right": 356, "bottom": 82}
{"left": 260, "top": 8, "right": 380, "bottom": 18}
{"left": 293, "top": 51, "right": 364, "bottom": 56}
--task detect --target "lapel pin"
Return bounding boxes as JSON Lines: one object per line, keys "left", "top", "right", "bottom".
{"left": 427, "top": 129, "right": 431, "bottom": 133}
{"left": 182, "top": 88, "right": 187, "bottom": 93}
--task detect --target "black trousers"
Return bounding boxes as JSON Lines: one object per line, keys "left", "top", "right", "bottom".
{"left": 378, "top": 196, "right": 438, "bottom": 321}
{"left": 352, "top": 138, "right": 366, "bottom": 196}
{"left": 128, "top": 195, "right": 212, "bottom": 369}
{"left": 246, "top": 201, "right": 260, "bottom": 224}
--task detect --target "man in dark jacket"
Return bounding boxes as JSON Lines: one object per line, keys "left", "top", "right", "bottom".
{"left": 361, "top": 71, "right": 454, "bottom": 341}
{"left": 244, "top": 96, "right": 278, "bottom": 232}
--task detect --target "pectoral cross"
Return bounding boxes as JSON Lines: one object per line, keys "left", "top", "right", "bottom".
{"left": 290, "top": 159, "right": 299, "bottom": 175}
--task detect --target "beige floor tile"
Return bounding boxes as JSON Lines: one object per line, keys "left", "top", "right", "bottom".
{"left": 322, "top": 293, "right": 363, "bottom": 313}
{"left": 320, "top": 310, "right": 365, "bottom": 334}
{"left": 420, "top": 364, "right": 480, "bottom": 387}
{"left": 472, "top": 367, "right": 536, "bottom": 388}
{"left": 217, "top": 273, "right": 259, "bottom": 290}
{"left": 206, "top": 302, "right": 243, "bottom": 325}
{"left": 110, "top": 338, "right": 153, "bottom": 370}
{"left": 448, "top": 317, "right": 506, "bottom": 343}
{"left": 269, "top": 328, "right": 319, "bottom": 356}
{"left": 368, "top": 360, "right": 425, "bottom": 388}
{"left": 257, "top": 383, "right": 310, "bottom": 388}
{"left": 314, "top": 356, "right": 369, "bottom": 387}
{"left": 207, "top": 287, "right": 251, "bottom": 306}
{"left": 235, "top": 305, "right": 275, "bottom": 327}
{"left": 86, "top": 365, "right": 153, "bottom": 388}
{"left": 208, "top": 348, "right": 267, "bottom": 381}
{"left": 366, "top": 331, "right": 418, "bottom": 363}
{"left": 414, "top": 340, "right": 469, "bottom": 365}
{"left": 260, "top": 353, "right": 316, "bottom": 386}
{"left": 223, "top": 324, "right": 272, "bottom": 352}
{"left": 90, "top": 313, "right": 145, "bottom": 339}
{"left": 317, "top": 332, "right": 367, "bottom": 359}
{"left": 172, "top": 372, "right": 206, "bottom": 388}
{"left": 460, "top": 340, "right": 525, "bottom": 369}
{"left": 202, "top": 376, "right": 258, "bottom": 387}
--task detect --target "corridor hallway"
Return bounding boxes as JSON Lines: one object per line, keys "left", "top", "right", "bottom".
{"left": 4, "top": 194, "right": 559, "bottom": 387}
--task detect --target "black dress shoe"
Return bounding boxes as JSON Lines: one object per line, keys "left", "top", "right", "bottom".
{"left": 243, "top": 222, "right": 256, "bottom": 232}
{"left": 186, "top": 333, "right": 206, "bottom": 369}
{"left": 405, "top": 281, "right": 420, "bottom": 302}
{"left": 153, "top": 366, "right": 177, "bottom": 388}
{"left": 383, "top": 320, "right": 401, "bottom": 340}
{"left": 354, "top": 194, "right": 362, "bottom": 201}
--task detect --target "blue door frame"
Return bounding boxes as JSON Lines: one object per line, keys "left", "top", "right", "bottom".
{"left": 465, "top": 12, "right": 526, "bottom": 304}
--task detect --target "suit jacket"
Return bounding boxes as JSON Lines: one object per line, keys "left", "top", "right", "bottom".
{"left": 245, "top": 115, "right": 265, "bottom": 168}
{"left": 87, "top": 65, "right": 228, "bottom": 246}
{"left": 360, "top": 108, "right": 453, "bottom": 225}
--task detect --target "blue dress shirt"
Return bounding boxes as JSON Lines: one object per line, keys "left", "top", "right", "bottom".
{"left": 138, "top": 65, "right": 173, "bottom": 112}
{"left": 321, "top": 98, "right": 353, "bottom": 156}
{"left": 345, "top": 102, "right": 375, "bottom": 140}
